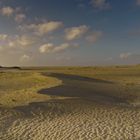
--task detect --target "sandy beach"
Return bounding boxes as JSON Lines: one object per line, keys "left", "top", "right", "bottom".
{"left": 0, "top": 72, "right": 139, "bottom": 140}
{"left": 0, "top": 100, "right": 139, "bottom": 140}
{"left": 0, "top": 0, "right": 140, "bottom": 139}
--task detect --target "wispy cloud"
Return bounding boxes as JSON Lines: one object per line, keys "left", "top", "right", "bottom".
{"left": 15, "top": 35, "right": 35, "bottom": 47}
{"left": 8, "top": 35, "right": 35, "bottom": 48}
{"left": 86, "top": 31, "right": 103, "bottom": 43}
{"left": 120, "top": 52, "right": 132, "bottom": 59}
{"left": 119, "top": 52, "right": 140, "bottom": 64}
{"left": 0, "top": 46, "right": 4, "bottom": 52}
{"left": 0, "top": 34, "right": 8, "bottom": 40}
{"left": 39, "top": 43, "right": 78, "bottom": 53}
{"left": 136, "top": 0, "right": 140, "bottom": 5}
{"left": 0, "top": 6, "right": 14, "bottom": 16}
{"left": 0, "top": 34, "right": 35, "bottom": 49}
{"left": 65, "top": 25, "right": 89, "bottom": 41}
{"left": 19, "top": 21, "right": 63, "bottom": 36}
{"left": 15, "top": 13, "right": 26, "bottom": 22}
{"left": 0, "top": 6, "right": 26, "bottom": 23}
{"left": 20, "top": 54, "right": 32, "bottom": 62}
{"left": 90, "top": 0, "right": 111, "bottom": 10}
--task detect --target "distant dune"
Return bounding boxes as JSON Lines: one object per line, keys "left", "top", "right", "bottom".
{"left": 0, "top": 66, "right": 139, "bottom": 139}
{"left": 0, "top": 66, "right": 21, "bottom": 70}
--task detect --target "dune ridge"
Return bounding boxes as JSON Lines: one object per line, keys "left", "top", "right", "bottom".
{"left": 0, "top": 71, "right": 140, "bottom": 140}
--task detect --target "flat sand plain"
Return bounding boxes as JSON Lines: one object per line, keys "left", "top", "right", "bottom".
{"left": 0, "top": 66, "right": 140, "bottom": 140}
{"left": 0, "top": 99, "right": 139, "bottom": 140}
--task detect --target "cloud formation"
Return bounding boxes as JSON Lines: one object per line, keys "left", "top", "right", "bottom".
{"left": 0, "top": 46, "right": 4, "bottom": 52}
{"left": 86, "top": 31, "right": 103, "bottom": 43}
{"left": 90, "top": 0, "right": 111, "bottom": 10}
{"left": 8, "top": 35, "right": 35, "bottom": 48}
{"left": 136, "top": 0, "right": 140, "bottom": 5}
{"left": 120, "top": 52, "right": 132, "bottom": 59}
{"left": 120, "top": 52, "right": 140, "bottom": 60}
{"left": 0, "top": 6, "right": 14, "bottom": 16}
{"left": 0, "top": 34, "right": 8, "bottom": 40}
{"left": 39, "top": 43, "right": 78, "bottom": 53}
{"left": 20, "top": 21, "right": 63, "bottom": 36}
{"left": 15, "top": 13, "right": 26, "bottom": 22}
{"left": 20, "top": 54, "right": 32, "bottom": 62}
{"left": 0, "top": 6, "right": 26, "bottom": 23}
{"left": 0, "top": 34, "right": 35, "bottom": 49}
{"left": 16, "top": 35, "right": 35, "bottom": 47}
{"left": 65, "top": 25, "right": 89, "bottom": 40}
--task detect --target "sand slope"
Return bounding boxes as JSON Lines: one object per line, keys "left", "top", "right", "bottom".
{"left": 0, "top": 73, "right": 140, "bottom": 140}
{"left": 0, "top": 100, "right": 139, "bottom": 140}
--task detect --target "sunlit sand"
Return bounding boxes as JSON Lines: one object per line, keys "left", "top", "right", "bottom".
{"left": 0, "top": 66, "right": 140, "bottom": 139}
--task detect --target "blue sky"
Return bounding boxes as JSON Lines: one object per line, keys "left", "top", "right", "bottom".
{"left": 0, "top": 0, "right": 140, "bottom": 66}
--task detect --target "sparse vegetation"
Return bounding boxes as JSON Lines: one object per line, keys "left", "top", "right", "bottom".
{"left": 40, "top": 65, "right": 140, "bottom": 104}
{"left": 0, "top": 71, "right": 61, "bottom": 108}
{"left": 0, "top": 66, "right": 140, "bottom": 139}
{"left": 0, "top": 65, "right": 140, "bottom": 107}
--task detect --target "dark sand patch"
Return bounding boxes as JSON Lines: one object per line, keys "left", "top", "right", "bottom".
{"left": 39, "top": 73, "right": 130, "bottom": 105}
{"left": 0, "top": 72, "right": 139, "bottom": 140}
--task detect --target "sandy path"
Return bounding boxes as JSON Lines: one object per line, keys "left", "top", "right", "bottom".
{"left": 0, "top": 73, "right": 139, "bottom": 140}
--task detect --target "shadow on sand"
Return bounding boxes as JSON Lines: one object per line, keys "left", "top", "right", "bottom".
{"left": 45, "top": 73, "right": 113, "bottom": 84}
{"left": 13, "top": 73, "right": 132, "bottom": 116}
{"left": 38, "top": 73, "right": 128, "bottom": 105}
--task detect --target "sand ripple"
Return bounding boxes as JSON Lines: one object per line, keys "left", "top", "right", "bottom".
{"left": 0, "top": 100, "right": 139, "bottom": 140}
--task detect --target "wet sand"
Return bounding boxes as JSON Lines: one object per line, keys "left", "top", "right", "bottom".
{"left": 39, "top": 73, "right": 127, "bottom": 105}
{"left": 0, "top": 73, "right": 140, "bottom": 140}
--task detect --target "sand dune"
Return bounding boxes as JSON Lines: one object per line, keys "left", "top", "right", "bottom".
{"left": 0, "top": 73, "right": 139, "bottom": 140}
{"left": 0, "top": 100, "right": 139, "bottom": 140}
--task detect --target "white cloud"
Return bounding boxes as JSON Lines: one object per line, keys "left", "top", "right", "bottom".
{"left": 0, "top": 46, "right": 4, "bottom": 51}
{"left": 0, "top": 6, "right": 26, "bottom": 23}
{"left": 39, "top": 43, "right": 78, "bottom": 53}
{"left": 0, "top": 34, "right": 8, "bottom": 40}
{"left": 90, "top": 0, "right": 111, "bottom": 10}
{"left": 0, "top": 34, "right": 9, "bottom": 52}
{"left": 16, "top": 35, "right": 35, "bottom": 47}
{"left": 136, "top": 0, "right": 140, "bottom": 5}
{"left": 39, "top": 43, "right": 54, "bottom": 53}
{"left": 86, "top": 31, "right": 103, "bottom": 43}
{"left": 120, "top": 52, "right": 140, "bottom": 61}
{"left": 65, "top": 25, "right": 89, "bottom": 41}
{"left": 0, "top": 6, "right": 14, "bottom": 16}
{"left": 1, "top": 34, "right": 35, "bottom": 48}
{"left": 0, "top": 34, "right": 36, "bottom": 56}
{"left": 20, "top": 21, "right": 63, "bottom": 36}
{"left": 120, "top": 52, "right": 132, "bottom": 59}
{"left": 20, "top": 54, "right": 31, "bottom": 62}
{"left": 15, "top": 13, "right": 26, "bottom": 22}
{"left": 52, "top": 43, "right": 73, "bottom": 53}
